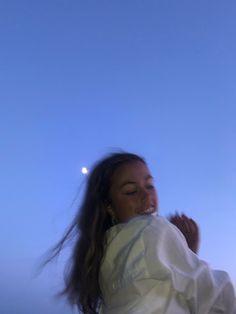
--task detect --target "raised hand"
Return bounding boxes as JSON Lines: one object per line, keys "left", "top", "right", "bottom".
{"left": 168, "top": 213, "right": 200, "bottom": 254}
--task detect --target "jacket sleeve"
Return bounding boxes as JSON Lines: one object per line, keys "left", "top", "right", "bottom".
{"left": 143, "top": 218, "right": 236, "bottom": 314}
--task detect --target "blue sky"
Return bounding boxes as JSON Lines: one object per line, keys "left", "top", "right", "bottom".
{"left": 1, "top": 1, "right": 236, "bottom": 313}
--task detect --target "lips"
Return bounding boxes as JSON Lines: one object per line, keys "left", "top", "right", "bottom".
{"left": 140, "top": 206, "right": 156, "bottom": 215}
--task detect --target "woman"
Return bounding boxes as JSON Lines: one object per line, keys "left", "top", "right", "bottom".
{"left": 48, "top": 152, "right": 236, "bottom": 313}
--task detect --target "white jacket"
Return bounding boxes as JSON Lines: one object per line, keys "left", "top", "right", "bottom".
{"left": 99, "top": 215, "right": 236, "bottom": 313}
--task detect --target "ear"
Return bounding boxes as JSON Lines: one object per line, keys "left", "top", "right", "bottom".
{"left": 106, "top": 204, "right": 113, "bottom": 215}
{"left": 106, "top": 205, "right": 118, "bottom": 225}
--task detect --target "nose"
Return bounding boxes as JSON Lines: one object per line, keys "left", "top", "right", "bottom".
{"left": 140, "top": 188, "right": 151, "bottom": 202}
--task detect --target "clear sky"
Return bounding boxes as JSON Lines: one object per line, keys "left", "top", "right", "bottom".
{"left": 1, "top": 1, "right": 236, "bottom": 313}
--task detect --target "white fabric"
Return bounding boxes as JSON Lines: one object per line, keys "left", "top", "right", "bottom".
{"left": 99, "top": 215, "right": 236, "bottom": 314}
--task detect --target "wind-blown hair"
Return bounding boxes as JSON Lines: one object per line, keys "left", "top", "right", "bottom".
{"left": 46, "top": 152, "right": 146, "bottom": 314}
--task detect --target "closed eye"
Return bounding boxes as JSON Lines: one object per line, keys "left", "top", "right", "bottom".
{"left": 124, "top": 190, "right": 137, "bottom": 195}
{"left": 146, "top": 184, "right": 154, "bottom": 189}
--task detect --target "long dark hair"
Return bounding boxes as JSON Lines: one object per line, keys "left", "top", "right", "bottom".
{"left": 46, "top": 152, "right": 146, "bottom": 314}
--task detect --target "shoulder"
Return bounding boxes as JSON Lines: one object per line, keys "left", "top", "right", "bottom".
{"left": 137, "top": 215, "right": 190, "bottom": 255}
{"left": 105, "top": 214, "right": 187, "bottom": 249}
{"left": 144, "top": 215, "right": 187, "bottom": 240}
{"left": 128, "top": 214, "right": 187, "bottom": 246}
{"left": 106, "top": 215, "right": 166, "bottom": 239}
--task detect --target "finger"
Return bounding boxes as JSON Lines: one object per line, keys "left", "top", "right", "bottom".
{"left": 183, "top": 219, "right": 191, "bottom": 233}
{"left": 189, "top": 219, "right": 199, "bottom": 234}
{"left": 182, "top": 215, "right": 199, "bottom": 234}
{"left": 180, "top": 215, "right": 192, "bottom": 232}
{"left": 169, "top": 213, "right": 180, "bottom": 220}
{"left": 169, "top": 215, "right": 181, "bottom": 224}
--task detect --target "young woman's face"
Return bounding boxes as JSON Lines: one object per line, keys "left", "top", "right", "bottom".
{"left": 109, "top": 161, "right": 158, "bottom": 223}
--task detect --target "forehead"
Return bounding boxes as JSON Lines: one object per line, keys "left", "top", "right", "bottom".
{"left": 111, "top": 161, "right": 152, "bottom": 186}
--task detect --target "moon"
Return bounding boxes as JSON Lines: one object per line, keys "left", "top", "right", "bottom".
{"left": 81, "top": 167, "right": 88, "bottom": 174}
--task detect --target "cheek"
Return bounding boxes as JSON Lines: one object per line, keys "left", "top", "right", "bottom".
{"left": 111, "top": 194, "right": 127, "bottom": 210}
{"left": 153, "top": 191, "right": 158, "bottom": 206}
{"left": 112, "top": 196, "right": 138, "bottom": 217}
{"left": 148, "top": 189, "right": 158, "bottom": 203}
{"left": 115, "top": 197, "right": 135, "bottom": 209}
{"left": 154, "top": 190, "right": 158, "bottom": 199}
{"left": 115, "top": 201, "right": 139, "bottom": 222}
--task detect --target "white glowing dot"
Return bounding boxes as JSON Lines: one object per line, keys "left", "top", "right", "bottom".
{"left": 81, "top": 167, "right": 88, "bottom": 174}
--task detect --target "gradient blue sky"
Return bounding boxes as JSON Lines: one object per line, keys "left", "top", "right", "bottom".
{"left": 1, "top": 1, "right": 236, "bottom": 313}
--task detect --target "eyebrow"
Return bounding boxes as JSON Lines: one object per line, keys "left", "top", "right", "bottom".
{"left": 119, "top": 175, "right": 153, "bottom": 189}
